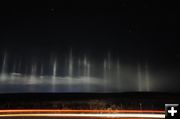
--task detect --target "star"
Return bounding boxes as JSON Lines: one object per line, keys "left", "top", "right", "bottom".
{"left": 48, "top": 8, "right": 55, "bottom": 16}
{"left": 49, "top": 8, "right": 55, "bottom": 12}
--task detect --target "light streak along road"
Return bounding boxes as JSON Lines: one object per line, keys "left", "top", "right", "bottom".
{"left": 0, "top": 109, "right": 165, "bottom": 118}
{"left": 0, "top": 109, "right": 164, "bottom": 113}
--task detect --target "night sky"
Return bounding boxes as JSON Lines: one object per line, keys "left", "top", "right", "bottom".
{"left": 0, "top": 1, "right": 178, "bottom": 92}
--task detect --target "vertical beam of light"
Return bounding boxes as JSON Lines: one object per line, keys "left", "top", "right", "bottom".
{"left": 40, "top": 63, "right": 44, "bottom": 78}
{"left": 68, "top": 49, "right": 73, "bottom": 77}
{"left": 116, "top": 59, "right": 121, "bottom": 90}
{"left": 52, "top": 57, "right": 57, "bottom": 92}
{"left": 31, "top": 63, "right": 37, "bottom": 76}
{"left": 87, "top": 62, "right": 90, "bottom": 78}
{"left": 24, "top": 65, "right": 28, "bottom": 78}
{"left": 87, "top": 61, "right": 91, "bottom": 91}
{"left": 1, "top": 52, "right": 8, "bottom": 74}
{"left": 17, "top": 59, "right": 22, "bottom": 73}
{"left": 103, "top": 59, "right": 107, "bottom": 91}
{"left": 78, "top": 59, "right": 81, "bottom": 76}
{"left": 10, "top": 62, "right": 16, "bottom": 80}
{"left": 137, "top": 63, "right": 142, "bottom": 91}
{"left": 83, "top": 56, "right": 87, "bottom": 77}
{"left": 107, "top": 52, "right": 111, "bottom": 90}
{"left": 107, "top": 52, "right": 111, "bottom": 71}
{"left": 52, "top": 58, "right": 57, "bottom": 77}
{"left": 83, "top": 56, "right": 90, "bottom": 91}
{"left": 0, "top": 52, "right": 8, "bottom": 81}
{"left": 145, "top": 61, "right": 150, "bottom": 91}
{"left": 68, "top": 49, "right": 73, "bottom": 91}
{"left": 30, "top": 60, "right": 37, "bottom": 82}
{"left": 12, "top": 60, "right": 17, "bottom": 74}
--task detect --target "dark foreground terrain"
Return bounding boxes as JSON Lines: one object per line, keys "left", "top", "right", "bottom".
{"left": 1, "top": 93, "right": 179, "bottom": 119}
{"left": 0, "top": 92, "right": 179, "bottom": 110}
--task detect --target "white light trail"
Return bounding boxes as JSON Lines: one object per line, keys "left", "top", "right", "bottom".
{"left": 0, "top": 113, "right": 165, "bottom": 118}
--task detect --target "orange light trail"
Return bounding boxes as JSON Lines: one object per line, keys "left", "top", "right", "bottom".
{"left": 0, "top": 109, "right": 165, "bottom": 113}
{"left": 0, "top": 113, "right": 165, "bottom": 118}
{"left": 0, "top": 109, "right": 165, "bottom": 118}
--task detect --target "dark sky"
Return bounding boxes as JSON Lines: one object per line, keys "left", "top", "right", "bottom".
{"left": 0, "top": 1, "right": 177, "bottom": 61}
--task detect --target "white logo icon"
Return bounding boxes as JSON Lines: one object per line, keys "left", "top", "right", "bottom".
{"left": 165, "top": 104, "right": 179, "bottom": 117}
{"left": 168, "top": 107, "right": 177, "bottom": 117}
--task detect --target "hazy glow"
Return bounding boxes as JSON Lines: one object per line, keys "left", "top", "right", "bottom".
{"left": 0, "top": 51, "right": 160, "bottom": 92}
